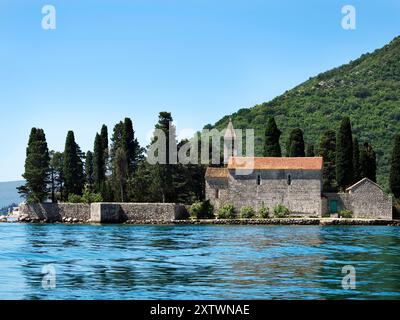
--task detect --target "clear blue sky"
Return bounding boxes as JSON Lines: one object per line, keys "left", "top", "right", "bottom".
{"left": 0, "top": 0, "right": 399, "bottom": 182}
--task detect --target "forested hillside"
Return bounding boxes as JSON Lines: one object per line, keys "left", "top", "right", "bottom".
{"left": 207, "top": 36, "right": 400, "bottom": 188}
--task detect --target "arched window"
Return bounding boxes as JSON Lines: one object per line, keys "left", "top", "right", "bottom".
{"left": 257, "top": 174, "right": 261, "bottom": 185}
{"left": 287, "top": 174, "right": 292, "bottom": 186}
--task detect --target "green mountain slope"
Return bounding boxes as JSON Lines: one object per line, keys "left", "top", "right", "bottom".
{"left": 208, "top": 36, "right": 400, "bottom": 189}
{"left": 0, "top": 180, "right": 24, "bottom": 208}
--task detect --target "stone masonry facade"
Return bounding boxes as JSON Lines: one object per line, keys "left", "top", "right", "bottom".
{"left": 206, "top": 168, "right": 323, "bottom": 216}
{"left": 323, "top": 178, "right": 393, "bottom": 219}
{"left": 206, "top": 160, "right": 393, "bottom": 219}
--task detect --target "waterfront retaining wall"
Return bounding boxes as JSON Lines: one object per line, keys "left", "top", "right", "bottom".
{"left": 19, "top": 203, "right": 91, "bottom": 222}
{"left": 90, "top": 203, "right": 189, "bottom": 223}
{"left": 19, "top": 202, "right": 189, "bottom": 223}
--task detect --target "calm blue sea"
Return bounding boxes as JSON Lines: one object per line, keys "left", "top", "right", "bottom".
{"left": 0, "top": 224, "right": 400, "bottom": 300}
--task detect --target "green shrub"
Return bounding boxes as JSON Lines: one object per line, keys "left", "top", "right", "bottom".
{"left": 339, "top": 209, "right": 353, "bottom": 218}
{"left": 217, "top": 203, "right": 236, "bottom": 219}
{"left": 258, "top": 204, "right": 269, "bottom": 218}
{"left": 393, "top": 199, "right": 400, "bottom": 219}
{"left": 240, "top": 206, "right": 255, "bottom": 219}
{"left": 82, "top": 191, "right": 103, "bottom": 204}
{"left": 68, "top": 194, "right": 83, "bottom": 203}
{"left": 273, "top": 204, "right": 290, "bottom": 218}
{"left": 189, "top": 200, "right": 214, "bottom": 219}
{"left": 68, "top": 186, "right": 103, "bottom": 204}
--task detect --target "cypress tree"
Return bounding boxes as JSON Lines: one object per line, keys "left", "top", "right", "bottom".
{"left": 122, "top": 117, "right": 141, "bottom": 175}
{"left": 110, "top": 121, "right": 124, "bottom": 165}
{"left": 113, "top": 148, "right": 128, "bottom": 202}
{"left": 63, "top": 131, "right": 84, "bottom": 198}
{"left": 49, "top": 151, "right": 64, "bottom": 202}
{"left": 336, "top": 117, "right": 354, "bottom": 190}
{"left": 319, "top": 130, "right": 337, "bottom": 192}
{"left": 18, "top": 128, "right": 50, "bottom": 203}
{"left": 353, "top": 137, "right": 361, "bottom": 183}
{"left": 287, "top": 128, "right": 305, "bottom": 157}
{"left": 263, "top": 117, "right": 281, "bottom": 157}
{"left": 306, "top": 144, "right": 315, "bottom": 157}
{"left": 85, "top": 151, "right": 94, "bottom": 190}
{"left": 360, "top": 142, "right": 377, "bottom": 182}
{"left": 93, "top": 133, "right": 105, "bottom": 186}
{"left": 150, "top": 112, "right": 177, "bottom": 202}
{"left": 100, "top": 124, "right": 109, "bottom": 173}
{"left": 390, "top": 135, "right": 400, "bottom": 198}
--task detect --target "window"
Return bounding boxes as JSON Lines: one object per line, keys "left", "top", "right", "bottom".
{"left": 287, "top": 174, "right": 292, "bottom": 186}
{"left": 215, "top": 189, "right": 219, "bottom": 199}
{"left": 257, "top": 174, "right": 261, "bottom": 185}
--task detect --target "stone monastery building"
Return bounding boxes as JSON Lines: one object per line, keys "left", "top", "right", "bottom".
{"left": 205, "top": 120, "right": 393, "bottom": 219}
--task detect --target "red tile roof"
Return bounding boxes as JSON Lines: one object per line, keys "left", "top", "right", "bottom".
{"left": 205, "top": 167, "right": 229, "bottom": 178}
{"left": 227, "top": 157, "right": 323, "bottom": 170}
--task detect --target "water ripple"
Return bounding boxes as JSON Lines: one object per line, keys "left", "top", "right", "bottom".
{"left": 0, "top": 224, "right": 400, "bottom": 299}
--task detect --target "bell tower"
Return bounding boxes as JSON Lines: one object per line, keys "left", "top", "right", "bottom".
{"left": 224, "top": 117, "right": 237, "bottom": 164}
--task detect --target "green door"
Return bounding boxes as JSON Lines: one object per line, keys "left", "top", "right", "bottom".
{"left": 329, "top": 200, "right": 338, "bottom": 213}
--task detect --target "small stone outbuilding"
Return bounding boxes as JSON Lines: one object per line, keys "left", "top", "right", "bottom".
{"left": 323, "top": 178, "right": 393, "bottom": 219}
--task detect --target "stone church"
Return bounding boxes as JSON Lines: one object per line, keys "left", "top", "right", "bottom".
{"left": 205, "top": 120, "right": 393, "bottom": 219}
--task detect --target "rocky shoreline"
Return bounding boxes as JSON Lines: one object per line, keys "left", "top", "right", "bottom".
{"left": 2, "top": 216, "right": 400, "bottom": 226}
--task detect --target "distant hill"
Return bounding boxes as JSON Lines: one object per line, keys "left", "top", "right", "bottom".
{"left": 0, "top": 181, "right": 24, "bottom": 208}
{"left": 207, "top": 36, "right": 400, "bottom": 189}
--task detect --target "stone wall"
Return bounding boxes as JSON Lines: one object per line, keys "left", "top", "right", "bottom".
{"left": 207, "top": 169, "right": 323, "bottom": 216}
{"left": 19, "top": 203, "right": 91, "bottom": 222}
{"left": 205, "top": 178, "right": 229, "bottom": 210}
{"left": 91, "top": 203, "right": 189, "bottom": 223}
{"left": 19, "top": 202, "right": 189, "bottom": 223}
{"left": 324, "top": 187, "right": 392, "bottom": 219}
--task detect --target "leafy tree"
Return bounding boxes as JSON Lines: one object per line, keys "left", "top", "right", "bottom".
{"left": 63, "top": 131, "right": 84, "bottom": 198}
{"left": 336, "top": 117, "right": 354, "bottom": 190}
{"left": 68, "top": 187, "right": 103, "bottom": 204}
{"left": 287, "top": 128, "right": 305, "bottom": 157}
{"left": 18, "top": 128, "right": 50, "bottom": 203}
{"left": 390, "top": 135, "right": 400, "bottom": 198}
{"left": 128, "top": 161, "right": 156, "bottom": 202}
{"left": 360, "top": 142, "right": 377, "bottom": 182}
{"left": 97, "top": 180, "right": 114, "bottom": 202}
{"left": 306, "top": 144, "right": 315, "bottom": 157}
{"left": 353, "top": 137, "right": 361, "bottom": 183}
{"left": 189, "top": 200, "right": 214, "bottom": 219}
{"left": 172, "top": 138, "right": 206, "bottom": 204}
{"left": 85, "top": 151, "right": 94, "bottom": 190}
{"left": 263, "top": 117, "right": 281, "bottom": 157}
{"left": 319, "top": 130, "right": 337, "bottom": 192}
